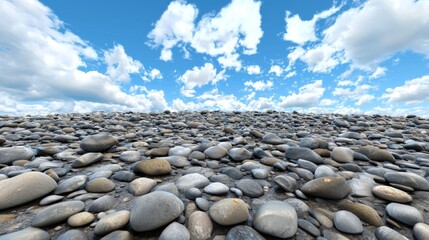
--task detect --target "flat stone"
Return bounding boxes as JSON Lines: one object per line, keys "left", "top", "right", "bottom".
{"left": 372, "top": 185, "right": 413, "bottom": 203}
{"left": 39, "top": 195, "right": 64, "bottom": 206}
{"left": 72, "top": 152, "right": 103, "bottom": 168}
{"left": 331, "top": 147, "right": 354, "bottom": 163}
{"left": 228, "top": 148, "right": 252, "bottom": 162}
{"left": 298, "top": 219, "right": 320, "bottom": 237}
{"left": 357, "top": 146, "right": 396, "bottom": 163}
{"left": 158, "top": 156, "right": 190, "bottom": 167}
{"left": 0, "top": 172, "right": 57, "bottom": 210}
{"left": 130, "top": 191, "right": 184, "bottom": 232}
{"left": 338, "top": 199, "right": 384, "bottom": 227}
{"left": 111, "top": 171, "right": 136, "bottom": 182}
{"left": 100, "top": 231, "right": 133, "bottom": 240}
{"left": 204, "top": 146, "right": 228, "bottom": 160}
{"left": 414, "top": 223, "right": 429, "bottom": 240}
{"left": 128, "top": 177, "right": 157, "bottom": 196}
{"left": 274, "top": 175, "right": 297, "bottom": 192}
{"left": 386, "top": 203, "right": 423, "bottom": 226}
{"left": 251, "top": 168, "right": 269, "bottom": 179}
{"left": 301, "top": 176, "right": 349, "bottom": 200}
{"left": 57, "top": 230, "right": 88, "bottom": 240}
{"left": 253, "top": 201, "right": 298, "bottom": 238}
{"left": 209, "top": 198, "right": 248, "bottom": 226}
{"left": 55, "top": 175, "right": 88, "bottom": 194}
{"left": 32, "top": 201, "right": 85, "bottom": 227}
{"left": 188, "top": 211, "right": 213, "bottom": 240}
{"left": 85, "top": 177, "right": 115, "bottom": 193}
{"left": 119, "top": 151, "right": 141, "bottom": 162}
{"left": 0, "top": 227, "right": 50, "bottom": 240}
{"left": 0, "top": 146, "right": 35, "bottom": 165}
{"left": 133, "top": 159, "right": 172, "bottom": 176}
{"left": 235, "top": 179, "right": 264, "bottom": 197}
{"left": 262, "top": 133, "right": 284, "bottom": 145}
{"left": 67, "top": 212, "right": 95, "bottom": 227}
{"left": 334, "top": 210, "right": 363, "bottom": 234}
{"left": 285, "top": 147, "right": 323, "bottom": 164}
{"left": 159, "top": 222, "right": 190, "bottom": 240}
{"left": 80, "top": 133, "right": 118, "bottom": 152}
{"left": 168, "top": 146, "right": 192, "bottom": 157}
{"left": 285, "top": 198, "right": 310, "bottom": 218}
{"left": 204, "top": 182, "right": 229, "bottom": 195}
{"left": 176, "top": 173, "right": 210, "bottom": 192}
{"left": 314, "top": 165, "right": 337, "bottom": 178}
{"left": 94, "top": 210, "right": 130, "bottom": 236}
{"left": 375, "top": 226, "right": 409, "bottom": 240}
{"left": 88, "top": 195, "right": 115, "bottom": 212}
{"left": 226, "top": 225, "right": 266, "bottom": 240}
{"left": 384, "top": 172, "right": 429, "bottom": 191}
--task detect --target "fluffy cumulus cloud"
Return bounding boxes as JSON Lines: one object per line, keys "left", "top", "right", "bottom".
{"left": 149, "top": 0, "right": 263, "bottom": 69}
{"left": 287, "top": 0, "right": 429, "bottom": 72}
{"left": 283, "top": 4, "right": 341, "bottom": 45}
{"left": 244, "top": 80, "right": 273, "bottom": 91}
{"left": 104, "top": 44, "right": 142, "bottom": 82}
{"left": 333, "top": 83, "right": 375, "bottom": 106}
{"left": 147, "top": 0, "right": 198, "bottom": 61}
{"left": 382, "top": 75, "right": 429, "bottom": 104}
{"left": 246, "top": 65, "right": 261, "bottom": 75}
{"left": 370, "top": 67, "right": 386, "bottom": 79}
{"left": 179, "top": 63, "right": 225, "bottom": 97}
{"left": 0, "top": 0, "right": 168, "bottom": 115}
{"left": 279, "top": 80, "right": 325, "bottom": 108}
{"left": 269, "top": 65, "right": 283, "bottom": 76}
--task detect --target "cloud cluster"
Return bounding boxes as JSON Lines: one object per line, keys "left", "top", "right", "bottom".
{"left": 148, "top": 0, "right": 263, "bottom": 69}
{"left": 179, "top": 63, "right": 226, "bottom": 97}
{"left": 279, "top": 80, "right": 325, "bottom": 108}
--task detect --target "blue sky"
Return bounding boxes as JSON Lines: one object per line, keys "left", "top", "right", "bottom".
{"left": 0, "top": 0, "right": 428, "bottom": 116}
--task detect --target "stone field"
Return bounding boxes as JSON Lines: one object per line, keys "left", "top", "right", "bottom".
{"left": 0, "top": 110, "right": 429, "bottom": 240}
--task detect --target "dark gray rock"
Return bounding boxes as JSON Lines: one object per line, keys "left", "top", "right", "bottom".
{"left": 227, "top": 225, "right": 266, "bottom": 240}
{"left": 235, "top": 179, "right": 263, "bottom": 197}
{"left": 32, "top": 201, "right": 85, "bottom": 227}
{"left": 333, "top": 210, "right": 363, "bottom": 234}
{"left": 285, "top": 147, "right": 323, "bottom": 164}
{"left": 80, "top": 133, "right": 118, "bottom": 152}
{"left": 159, "top": 222, "right": 190, "bottom": 240}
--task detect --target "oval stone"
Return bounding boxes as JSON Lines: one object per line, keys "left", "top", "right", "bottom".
{"left": 227, "top": 225, "right": 266, "bottom": 240}
{"left": 0, "top": 227, "right": 50, "bottom": 240}
{"left": 0, "top": 172, "right": 57, "bottom": 210}
{"left": 32, "top": 201, "right": 85, "bottom": 227}
{"left": 333, "top": 210, "right": 363, "bottom": 234}
{"left": 159, "top": 222, "right": 190, "bottom": 240}
{"left": 209, "top": 198, "right": 248, "bottom": 226}
{"left": 372, "top": 185, "right": 413, "bottom": 203}
{"left": 130, "top": 191, "right": 184, "bottom": 232}
{"left": 253, "top": 201, "right": 298, "bottom": 238}
{"left": 386, "top": 203, "right": 423, "bottom": 226}
{"left": 188, "top": 211, "right": 213, "bottom": 240}
{"left": 133, "top": 159, "right": 172, "bottom": 176}
{"left": 80, "top": 133, "right": 118, "bottom": 152}
{"left": 94, "top": 210, "right": 130, "bottom": 236}
{"left": 301, "top": 176, "right": 349, "bottom": 200}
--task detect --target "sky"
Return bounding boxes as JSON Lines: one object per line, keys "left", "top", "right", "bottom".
{"left": 0, "top": 0, "right": 428, "bottom": 116}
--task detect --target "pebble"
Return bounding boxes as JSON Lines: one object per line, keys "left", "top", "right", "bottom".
{"left": 80, "top": 133, "right": 118, "bottom": 152}
{"left": 188, "top": 211, "right": 213, "bottom": 240}
{"left": 100, "top": 230, "right": 134, "bottom": 240}
{"left": 87, "top": 195, "right": 116, "bottom": 212}
{"left": 85, "top": 177, "right": 116, "bottom": 193}
{"left": 159, "top": 222, "right": 190, "bottom": 240}
{"left": 301, "top": 176, "right": 349, "bottom": 200}
{"left": 32, "top": 201, "right": 85, "bottom": 227}
{"left": 0, "top": 146, "right": 35, "bottom": 165}
{"left": 56, "top": 229, "right": 88, "bottom": 240}
{"left": 72, "top": 152, "right": 103, "bottom": 168}
{"left": 204, "top": 182, "right": 229, "bottom": 195}
{"left": 274, "top": 175, "right": 298, "bottom": 192}
{"left": 130, "top": 191, "right": 184, "bottom": 231}
{"left": 385, "top": 202, "right": 423, "bottom": 226}
{"left": 133, "top": 159, "right": 172, "bottom": 176}
{"left": 375, "top": 226, "right": 409, "bottom": 240}
{"left": 176, "top": 173, "right": 210, "bottom": 192}
{"left": 372, "top": 185, "right": 413, "bottom": 203}
{"left": 55, "top": 175, "right": 88, "bottom": 194}
{"left": 298, "top": 219, "right": 320, "bottom": 237}
{"left": 413, "top": 222, "right": 429, "bottom": 240}
{"left": 235, "top": 179, "right": 264, "bottom": 197}
{"left": 228, "top": 148, "right": 252, "bottom": 161}
{"left": 226, "top": 225, "right": 266, "bottom": 240}
{"left": 0, "top": 227, "right": 50, "bottom": 240}
{"left": 119, "top": 151, "right": 141, "bottom": 162}
{"left": 333, "top": 210, "right": 363, "bottom": 234}
{"left": 384, "top": 172, "right": 429, "bottom": 191}
{"left": 94, "top": 210, "right": 130, "bottom": 236}
{"left": 0, "top": 172, "right": 57, "bottom": 210}
{"left": 128, "top": 177, "right": 157, "bottom": 196}
{"left": 209, "top": 198, "right": 248, "bottom": 226}
{"left": 67, "top": 212, "right": 95, "bottom": 227}
{"left": 253, "top": 201, "right": 298, "bottom": 238}
{"left": 331, "top": 147, "right": 354, "bottom": 163}
{"left": 338, "top": 199, "right": 384, "bottom": 227}
{"left": 285, "top": 147, "right": 323, "bottom": 164}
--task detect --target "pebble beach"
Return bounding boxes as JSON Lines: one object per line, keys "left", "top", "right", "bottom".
{"left": 0, "top": 110, "right": 429, "bottom": 240}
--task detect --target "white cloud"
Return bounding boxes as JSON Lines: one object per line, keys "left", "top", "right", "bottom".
{"left": 149, "top": 0, "right": 263, "bottom": 68}
{"left": 244, "top": 80, "right": 273, "bottom": 91}
{"left": 283, "top": 4, "right": 341, "bottom": 45}
{"left": 246, "top": 65, "right": 261, "bottom": 75}
{"left": 179, "top": 63, "right": 225, "bottom": 97}
{"left": 382, "top": 75, "right": 429, "bottom": 104}
{"left": 248, "top": 97, "right": 275, "bottom": 111}
{"left": 147, "top": 0, "right": 198, "bottom": 61}
{"left": 356, "top": 94, "right": 375, "bottom": 106}
{"left": 320, "top": 99, "right": 337, "bottom": 106}
{"left": 0, "top": 0, "right": 169, "bottom": 115}
{"left": 279, "top": 80, "right": 325, "bottom": 108}
{"left": 142, "top": 68, "right": 163, "bottom": 82}
{"left": 269, "top": 65, "right": 283, "bottom": 76}
{"left": 104, "top": 44, "right": 142, "bottom": 82}
{"left": 292, "top": 44, "right": 339, "bottom": 73}
{"left": 333, "top": 83, "right": 375, "bottom": 106}
{"left": 369, "top": 67, "right": 386, "bottom": 79}
{"left": 285, "top": 71, "right": 296, "bottom": 78}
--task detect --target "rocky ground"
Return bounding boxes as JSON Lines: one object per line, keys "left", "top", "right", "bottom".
{"left": 0, "top": 110, "right": 429, "bottom": 240}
